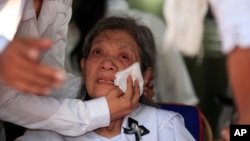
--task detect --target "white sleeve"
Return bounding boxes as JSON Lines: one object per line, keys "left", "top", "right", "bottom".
{"left": 0, "top": 36, "right": 9, "bottom": 53}
{"left": 158, "top": 114, "right": 195, "bottom": 141}
{"left": 209, "top": 0, "right": 250, "bottom": 54}
{"left": 0, "top": 0, "right": 26, "bottom": 41}
{"left": 0, "top": 84, "right": 110, "bottom": 136}
{"left": 0, "top": 0, "right": 25, "bottom": 53}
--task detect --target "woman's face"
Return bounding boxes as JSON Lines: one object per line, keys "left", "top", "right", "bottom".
{"left": 81, "top": 30, "right": 141, "bottom": 98}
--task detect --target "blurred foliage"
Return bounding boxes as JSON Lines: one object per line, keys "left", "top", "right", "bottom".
{"left": 129, "top": 0, "right": 164, "bottom": 19}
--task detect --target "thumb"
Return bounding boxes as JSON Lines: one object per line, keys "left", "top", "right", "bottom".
{"left": 106, "top": 87, "right": 123, "bottom": 99}
{"left": 26, "top": 38, "right": 52, "bottom": 50}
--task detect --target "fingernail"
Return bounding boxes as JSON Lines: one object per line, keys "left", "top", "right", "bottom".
{"left": 27, "top": 49, "right": 38, "bottom": 60}
{"left": 55, "top": 71, "right": 66, "bottom": 81}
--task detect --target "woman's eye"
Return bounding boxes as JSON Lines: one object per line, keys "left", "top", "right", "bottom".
{"left": 120, "top": 53, "right": 129, "bottom": 60}
{"left": 92, "top": 49, "right": 102, "bottom": 55}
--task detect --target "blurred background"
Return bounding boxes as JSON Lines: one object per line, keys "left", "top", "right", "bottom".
{"left": 129, "top": 0, "right": 228, "bottom": 137}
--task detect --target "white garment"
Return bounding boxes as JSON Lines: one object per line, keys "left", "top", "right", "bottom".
{"left": 164, "top": 0, "right": 250, "bottom": 55}
{"left": 209, "top": 0, "right": 250, "bottom": 53}
{"left": 0, "top": 0, "right": 110, "bottom": 136}
{"left": 17, "top": 104, "right": 195, "bottom": 141}
{"left": 0, "top": 36, "right": 8, "bottom": 53}
{"left": 104, "top": 0, "right": 198, "bottom": 105}
{"left": 0, "top": 84, "right": 110, "bottom": 136}
{"left": 0, "top": 0, "right": 26, "bottom": 52}
{"left": 163, "top": 0, "right": 208, "bottom": 56}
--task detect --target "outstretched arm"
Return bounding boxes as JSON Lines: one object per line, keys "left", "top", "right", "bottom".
{"left": 0, "top": 84, "right": 110, "bottom": 136}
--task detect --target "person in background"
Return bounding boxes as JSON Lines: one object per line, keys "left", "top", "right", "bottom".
{"left": 211, "top": 1, "right": 250, "bottom": 140}
{"left": 17, "top": 16, "right": 195, "bottom": 141}
{"left": 163, "top": 0, "right": 250, "bottom": 140}
{"left": 0, "top": 1, "right": 65, "bottom": 95}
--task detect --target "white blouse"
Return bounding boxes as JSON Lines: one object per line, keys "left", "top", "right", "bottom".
{"left": 17, "top": 104, "right": 195, "bottom": 141}
{"left": 209, "top": 0, "right": 250, "bottom": 53}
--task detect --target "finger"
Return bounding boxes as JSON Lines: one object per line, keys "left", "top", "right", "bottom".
{"left": 147, "top": 81, "right": 154, "bottom": 89}
{"left": 21, "top": 38, "right": 52, "bottom": 50}
{"left": 4, "top": 61, "right": 54, "bottom": 95}
{"left": 132, "top": 80, "right": 140, "bottom": 106}
{"left": 22, "top": 53, "right": 65, "bottom": 82}
{"left": 17, "top": 38, "right": 52, "bottom": 60}
{"left": 143, "top": 67, "right": 154, "bottom": 86}
{"left": 16, "top": 67, "right": 63, "bottom": 92}
{"left": 108, "top": 87, "right": 123, "bottom": 98}
{"left": 3, "top": 63, "right": 51, "bottom": 95}
{"left": 123, "top": 75, "right": 133, "bottom": 99}
{"left": 6, "top": 52, "right": 65, "bottom": 93}
{"left": 143, "top": 81, "right": 154, "bottom": 93}
{"left": 15, "top": 55, "right": 65, "bottom": 88}
{"left": 11, "top": 80, "right": 51, "bottom": 95}
{"left": 31, "top": 63, "right": 65, "bottom": 87}
{"left": 146, "top": 90, "right": 154, "bottom": 101}
{"left": 221, "top": 128, "right": 230, "bottom": 141}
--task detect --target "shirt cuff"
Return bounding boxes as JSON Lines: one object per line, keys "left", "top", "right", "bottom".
{"left": 0, "top": 36, "right": 9, "bottom": 53}
{"left": 85, "top": 96, "right": 110, "bottom": 130}
{"left": 45, "top": 97, "right": 110, "bottom": 136}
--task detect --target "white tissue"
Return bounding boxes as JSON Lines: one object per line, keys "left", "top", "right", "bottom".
{"left": 114, "top": 62, "right": 144, "bottom": 95}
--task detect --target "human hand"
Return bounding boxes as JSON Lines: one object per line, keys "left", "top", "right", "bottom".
{"left": 220, "top": 127, "right": 230, "bottom": 141}
{"left": 106, "top": 75, "right": 140, "bottom": 121}
{"left": 0, "top": 38, "right": 65, "bottom": 95}
{"left": 142, "top": 67, "right": 154, "bottom": 101}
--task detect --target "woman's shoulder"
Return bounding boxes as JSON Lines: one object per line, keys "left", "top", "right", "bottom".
{"left": 134, "top": 104, "right": 184, "bottom": 123}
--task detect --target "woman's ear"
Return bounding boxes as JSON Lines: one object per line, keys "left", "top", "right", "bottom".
{"left": 80, "top": 58, "right": 86, "bottom": 71}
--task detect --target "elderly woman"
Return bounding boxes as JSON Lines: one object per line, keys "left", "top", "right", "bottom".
{"left": 17, "top": 16, "right": 195, "bottom": 141}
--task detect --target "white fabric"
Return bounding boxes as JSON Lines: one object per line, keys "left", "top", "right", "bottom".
{"left": 104, "top": 0, "right": 198, "bottom": 105}
{"left": 17, "top": 104, "right": 195, "bottom": 141}
{"left": 0, "top": 0, "right": 25, "bottom": 41}
{"left": 0, "top": 36, "right": 8, "bottom": 53}
{"left": 155, "top": 49, "right": 198, "bottom": 105}
{"left": 209, "top": 0, "right": 250, "bottom": 53}
{"left": 0, "top": 84, "right": 110, "bottom": 136}
{"left": 0, "top": 0, "right": 110, "bottom": 136}
{"left": 163, "top": 0, "right": 250, "bottom": 55}
{"left": 0, "top": 0, "right": 26, "bottom": 53}
{"left": 114, "top": 62, "right": 144, "bottom": 95}
{"left": 163, "top": 0, "right": 208, "bottom": 56}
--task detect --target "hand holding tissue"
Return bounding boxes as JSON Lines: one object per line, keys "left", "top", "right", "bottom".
{"left": 114, "top": 62, "right": 144, "bottom": 95}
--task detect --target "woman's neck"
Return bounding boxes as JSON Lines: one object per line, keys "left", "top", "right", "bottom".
{"left": 94, "top": 118, "right": 124, "bottom": 138}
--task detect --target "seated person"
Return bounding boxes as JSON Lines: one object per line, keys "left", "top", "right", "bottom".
{"left": 16, "top": 16, "right": 195, "bottom": 141}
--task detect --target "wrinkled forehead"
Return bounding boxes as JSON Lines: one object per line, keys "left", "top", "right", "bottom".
{"left": 93, "top": 29, "right": 133, "bottom": 41}
{"left": 92, "top": 30, "right": 139, "bottom": 51}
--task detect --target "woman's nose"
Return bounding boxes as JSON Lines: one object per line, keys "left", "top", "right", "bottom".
{"left": 100, "top": 58, "right": 117, "bottom": 71}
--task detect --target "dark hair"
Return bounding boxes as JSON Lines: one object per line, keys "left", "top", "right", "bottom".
{"left": 82, "top": 16, "right": 156, "bottom": 72}
{"left": 79, "top": 16, "right": 157, "bottom": 107}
